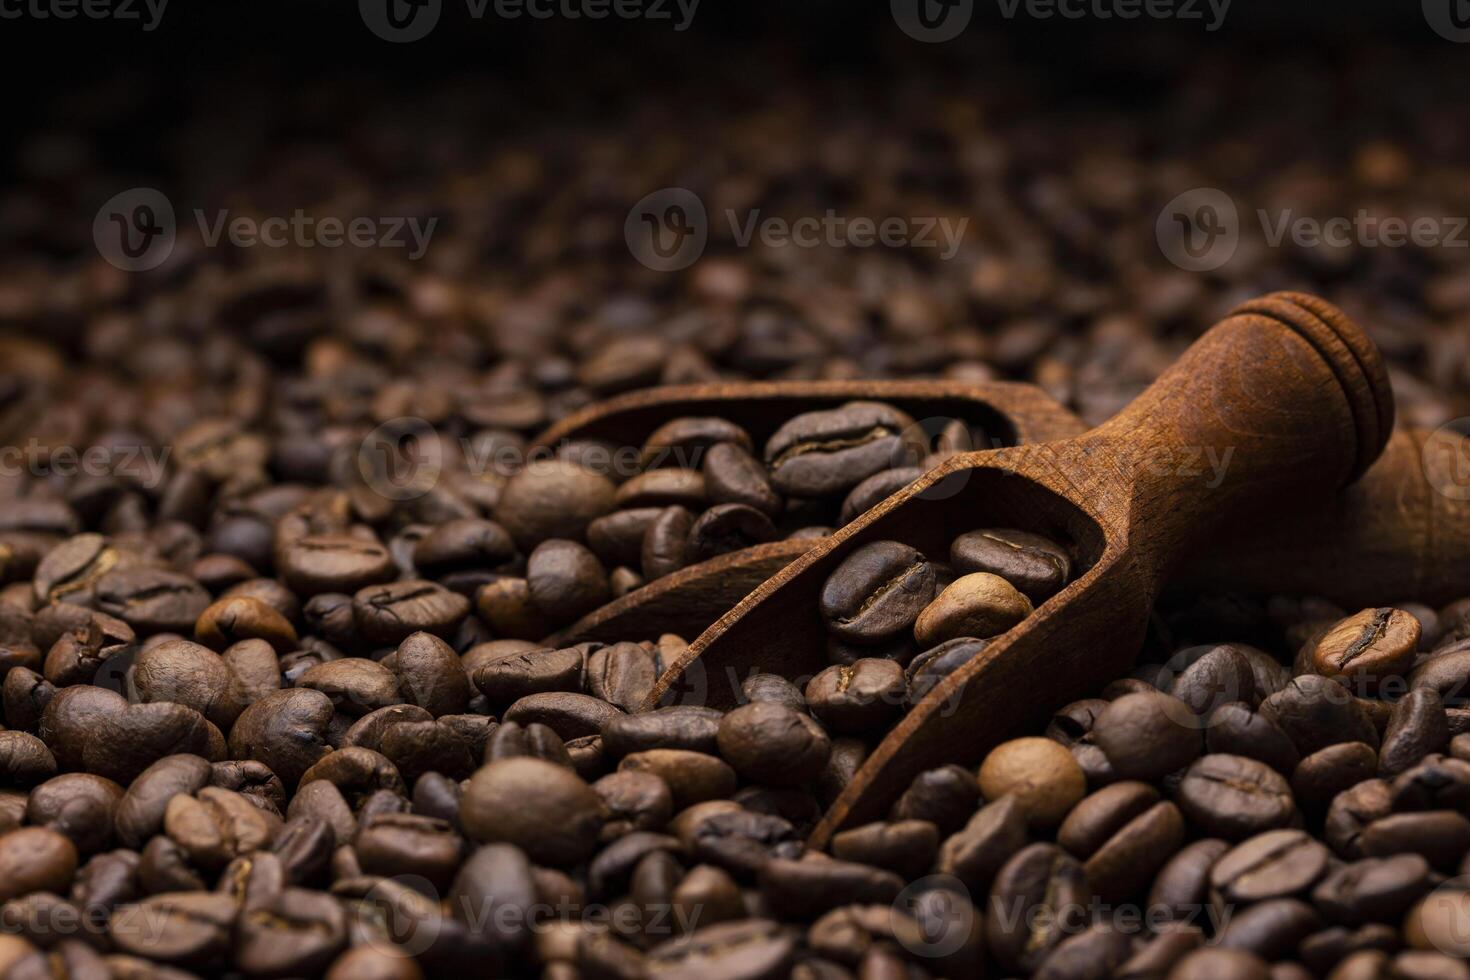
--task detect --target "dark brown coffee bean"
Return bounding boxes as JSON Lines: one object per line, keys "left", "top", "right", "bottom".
{"left": 620, "top": 750, "right": 737, "bottom": 810}
{"left": 950, "top": 527, "right": 1072, "bottom": 603}
{"left": 937, "top": 794, "right": 1028, "bottom": 893}
{"left": 764, "top": 402, "right": 919, "bottom": 498}
{"left": 297, "top": 658, "right": 401, "bottom": 717}
{"left": 90, "top": 702, "right": 224, "bottom": 785}
{"left": 32, "top": 534, "right": 121, "bottom": 606}
{"left": 641, "top": 506, "right": 695, "bottom": 581}
{"left": 586, "top": 642, "right": 658, "bottom": 713}
{"left": 587, "top": 509, "right": 663, "bottom": 568}
{"left": 195, "top": 595, "right": 297, "bottom": 653}
{"left": 716, "top": 702, "right": 830, "bottom": 787}
{"left": 352, "top": 580, "right": 468, "bottom": 646}
{"left": 985, "top": 842, "right": 1089, "bottom": 974}
{"left": 380, "top": 720, "right": 478, "bottom": 783}
{"left": 828, "top": 819, "right": 937, "bottom": 881}
{"left": 838, "top": 467, "right": 923, "bottom": 526}
{"left": 1404, "top": 889, "right": 1470, "bottom": 958}
{"left": 234, "top": 886, "right": 346, "bottom": 976}
{"left": 1167, "top": 646, "right": 1257, "bottom": 718}
{"left": 1299, "top": 923, "right": 1398, "bottom": 974}
{"left": 390, "top": 631, "right": 470, "bottom": 717}
{"left": 278, "top": 534, "right": 396, "bottom": 598}
{"left": 94, "top": 567, "right": 210, "bottom": 635}
{"left": 0, "top": 731, "right": 56, "bottom": 788}
{"left": 1034, "top": 922, "right": 1134, "bottom": 980}
{"left": 616, "top": 469, "right": 706, "bottom": 510}
{"left": 1391, "top": 754, "right": 1470, "bottom": 812}
{"left": 494, "top": 461, "right": 616, "bottom": 551}
{"left": 905, "top": 636, "right": 989, "bottom": 706}
{"left": 1212, "top": 829, "right": 1330, "bottom": 904}
{"left": 1292, "top": 742, "right": 1380, "bottom": 812}
{"left": 593, "top": 771, "right": 673, "bottom": 838}
{"left": 1149, "top": 838, "right": 1230, "bottom": 924}
{"left": 0, "top": 826, "right": 78, "bottom": 902}
{"left": 447, "top": 843, "right": 536, "bottom": 949}
{"left": 1208, "top": 702, "right": 1300, "bottom": 775}
{"left": 739, "top": 674, "right": 808, "bottom": 713}
{"left": 461, "top": 757, "right": 602, "bottom": 865}
{"left": 1177, "top": 754, "right": 1296, "bottom": 840}
{"left": 703, "top": 442, "right": 782, "bottom": 517}
{"left": 1215, "top": 898, "right": 1322, "bottom": 961}
{"left": 1093, "top": 692, "right": 1201, "bottom": 781}
{"left": 411, "top": 518, "right": 516, "bottom": 578}
{"left": 1312, "top": 853, "right": 1433, "bottom": 924}
{"left": 640, "top": 417, "right": 752, "bottom": 470}
{"left": 646, "top": 918, "right": 794, "bottom": 979}
{"left": 685, "top": 504, "right": 777, "bottom": 564}
{"left": 1261, "top": 675, "right": 1380, "bottom": 756}
{"left": 108, "top": 891, "right": 235, "bottom": 967}
{"left": 526, "top": 539, "right": 609, "bottom": 623}
{"left": 27, "top": 773, "right": 122, "bottom": 854}
{"left": 760, "top": 856, "right": 902, "bottom": 919}
{"left": 890, "top": 764, "right": 981, "bottom": 834}
{"left": 1410, "top": 649, "right": 1470, "bottom": 706}
{"left": 504, "top": 691, "right": 624, "bottom": 741}
{"left": 229, "top": 689, "right": 335, "bottom": 788}
{"left": 43, "top": 610, "right": 135, "bottom": 687}
{"left": 1325, "top": 779, "right": 1393, "bottom": 859}
{"left": 130, "top": 638, "right": 242, "bottom": 730}
{"left": 1379, "top": 689, "right": 1450, "bottom": 777}
{"left": 804, "top": 659, "right": 904, "bottom": 735}
{"left": 164, "top": 786, "right": 281, "bottom": 871}
{"left": 1361, "top": 810, "right": 1470, "bottom": 869}
{"left": 819, "top": 541, "right": 935, "bottom": 644}
{"left": 603, "top": 706, "right": 723, "bottom": 757}
{"left": 473, "top": 577, "right": 551, "bottom": 641}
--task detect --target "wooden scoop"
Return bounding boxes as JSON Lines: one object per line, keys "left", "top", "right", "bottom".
{"left": 534, "top": 380, "right": 1087, "bottom": 645}
{"left": 637, "top": 291, "right": 1393, "bottom": 846}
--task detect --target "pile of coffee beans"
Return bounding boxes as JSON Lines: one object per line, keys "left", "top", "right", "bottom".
{"left": 475, "top": 401, "right": 991, "bottom": 636}
{"left": 819, "top": 528, "right": 1072, "bottom": 697}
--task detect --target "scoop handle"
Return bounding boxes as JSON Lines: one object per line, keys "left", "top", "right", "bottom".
{"left": 1085, "top": 291, "right": 1393, "bottom": 577}
{"left": 1174, "top": 426, "right": 1470, "bottom": 606}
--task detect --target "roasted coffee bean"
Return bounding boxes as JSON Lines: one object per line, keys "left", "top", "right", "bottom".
{"left": 804, "top": 659, "right": 904, "bottom": 734}
{"left": 642, "top": 506, "right": 695, "bottom": 581}
{"left": 130, "top": 638, "right": 242, "bottom": 730}
{"left": 593, "top": 770, "right": 673, "bottom": 838}
{"left": 526, "top": 539, "right": 609, "bottom": 623}
{"left": 1391, "top": 754, "right": 1470, "bottom": 811}
{"left": 913, "top": 571, "right": 1032, "bottom": 646}
{"left": 1211, "top": 829, "right": 1330, "bottom": 904}
{"left": 937, "top": 795, "right": 1028, "bottom": 892}
{"left": 765, "top": 402, "right": 919, "bottom": 497}
{"left": 646, "top": 919, "right": 795, "bottom": 979}
{"left": 985, "top": 843, "right": 1089, "bottom": 974}
{"left": 229, "top": 689, "right": 335, "bottom": 788}
{"left": 1293, "top": 742, "right": 1380, "bottom": 811}
{"left": 195, "top": 595, "right": 298, "bottom": 653}
{"left": 1177, "top": 754, "right": 1296, "bottom": 840}
{"left": 1167, "top": 646, "right": 1258, "bottom": 718}
{"left": 0, "top": 827, "right": 78, "bottom": 902}
{"left": 1261, "top": 674, "right": 1380, "bottom": 756}
{"left": 1379, "top": 689, "right": 1450, "bottom": 777}
{"left": 829, "top": 820, "right": 937, "bottom": 881}
{"left": 411, "top": 518, "right": 517, "bottom": 578}
{"left": 1313, "top": 853, "right": 1433, "bottom": 924}
{"left": 1409, "top": 649, "right": 1470, "bottom": 706}
{"left": 891, "top": 764, "right": 981, "bottom": 834}
{"left": 616, "top": 469, "right": 706, "bottom": 510}
{"left": 905, "top": 636, "right": 988, "bottom": 705}
{"left": 27, "top": 773, "right": 122, "bottom": 854}
{"left": 1360, "top": 810, "right": 1470, "bottom": 869}
{"left": 760, "top": 856, "right": 903, "bottom": 919}
{"left": 1149, "top": 838, "right": 1230, "bottom": 923}
{"left": 819, "top": 541, "right": 935, "bottom": 644}
{"left": 297, "top": 747, "right": 405, "bottom": 810}
{"left": 504, "top": 691, "right": 624, "bottom": 740}
{"left": 716, "top": 702, "right": 830, "bottom": 787}
{"left": 950, "top": 527, "right": 1072, "bottom": 604}
{"left": 94, "top": 567, "right": 210, "bottom": 634}
{"left": 586, "top": 641, "right": 658, "bottom": 713}
{"left": 109, "top": 891, "right": 236, "bottom": 967}
{"left": 837, "top": 467, "right": 924, "bottom": 526}
{"left": 1207, "top": 702, "right": 1300, "bottom": 774}
{"left": 0, "top": 731, "right": 56, "bottom": 788}
{"left": 1404, "top": 888, "right": 1470, "bottom": 958}
{"left": 461, "top": 758, "right": 602, "bottom": 865}
{"left": 603, "top": 706, "right": 723, "bottom": 757}
{"left": 43, "top": 610, "right": 134, "bottom": 687}
{"left": 32, "top": 534, "right": 122, "bottom": 606}
{"left": 1310, "top": 608, "right": 1421, "bottom": 688}
{"left": 1216, "top": 898, "right": 1322, "bottom": 961}
{"left": 494, "top": 461, "right": 616, "bottom": 551}
{"left": 1093, "top": 692, "right": 1201, "bottom": 781}
{"left": 165, "top": 786, "right": 281, "bottom": 870}
{"left": 474, "top": 577, "right": 551, "bottom": 640}
{"left": 1325, "top": 779, "right": 1394, "bottom": 859}
{"left": 739, "top": 673, "right": 808, "bottom": 713}
{"left": 352, "top": 581, "right": 469, "bottom": 646}
{"left": 279, "top": 534, "right": 396, "bottom": 597}
{"left": 620, "top": 750, "right": 737, "bottom": 810}
{"left": 380, "top": 720, "right": 478, "bottom": 782}
{"left": 978, "top": 736, "right": 1086, "bottom": 830}
{"left": 685, "top": 503, "right": 777, "bottom": 564}
{"left": 703, "top": 442, "right": 782, "bottom": 517}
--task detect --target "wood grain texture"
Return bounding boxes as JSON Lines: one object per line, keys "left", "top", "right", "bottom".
{"left": 635, "top": 292, "right": 1391, "bottom": 847}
